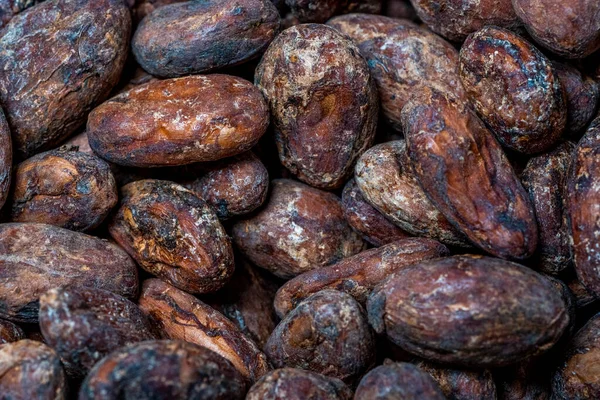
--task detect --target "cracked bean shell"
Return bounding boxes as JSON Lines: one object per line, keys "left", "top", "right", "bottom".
{"left": 88, "top": 74, "right": 269, "bottom": 167}
{"left": 0, "top": 319, "right": 24, "bottom": 344}
{"left": 39, "top": 286, "right": 157, "bottom": 378}
{"left": 567, "top": 115, "right": 600, "bottom": 297}
{"left": 255, "top": 24, "right": 378, "bottom": 189}
{"left": 132, "top": 0, "right": 280, "bottom": 78}
{"left": 459, "top": 26, "right": 566, "bottom": 154}
{"left": 10, "top": 147, "right": 117, "bottom": 231}
{"left": 403, "top": 88, "right": 538, "bottom": 260}
{"left": 354, "top": 140, "right": 469, "bottom": 247}
{"left": 79, "top": 340, "right": 246, "bottom": 400}
{"left": 0, "top": 0, "right": 131, "bottom": 158}
{"left": 138, "top": 278, "right": 270, "bottom": 382}
{"left": 232, "top": 179, "right": 365, "bottom": 279}
{"left": 109, "top": 179, "right": 234, "bottom": 294}
{"left": 265, "top": 289, "right": 375, "bottom": 384}
{"left": 274, "top": 238, "right": 449, "bottom": 318}
{"left": 367, "top": 255, "right": 570, "bottom": 367}
{"left": 0, "top": 223, "right": 138, "bottom": 323}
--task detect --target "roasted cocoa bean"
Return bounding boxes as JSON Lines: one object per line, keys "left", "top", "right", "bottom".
{"left": 79, "top": 340, "right": 246, "bottom": 400}
{"left": 265, "top": 289, "right": 375, "bottom": 384}
{"left": 109, "top": 179, "right": 234, "bottom": 294}
{"left": 232, "top": 179, "right": 365, "bottom": 279}
{"left": 368, "top": 255, "right": 569, "bottom": 367}
{"left": 0, "top": 318, "right": 24, "bottom": 344}
{"left": 88, "top": 74, "right": 269, "bottom": 167}
{"left": 459, "top": 26, "right": 566, "bottom": 154}
{"left": 255, "top": 24, "right": 378, "bottom": 189}
{"left": 0, "top": 223, "right": 138, "bottom": 323}
{"left": 418, "top": 361, "right": 497, "bottom": 400}
{"left": 138, "top": 278, "right": 270, "bottom": 382}
{"left": 403, "top": 88, "right": 538, "bottom": 260}
{"left": 0, "top": 0, "right": 131, "bottom": 157}
{"left": 274, "top": 238, "right": 449, "bottom": 317}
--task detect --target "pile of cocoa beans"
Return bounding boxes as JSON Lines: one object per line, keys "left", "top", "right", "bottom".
{"left": 1, "top": 0, "right": 600, "bottom": 399}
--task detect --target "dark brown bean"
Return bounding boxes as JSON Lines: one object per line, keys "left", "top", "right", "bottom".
{"left": 246, "top": 368, "right": 353, "bottom": 400}
{"left": 368, "top": 255, "right": 570, "bottom": 367}
{"left": 138, "top": 278, "right": 270, "bottom": 382}
{"left": 354, "top": 361, "right": 446, "bottom": 400}
{"left": 459, "top": 26, "right": 566, "bottom": 154}
{"left": 88, "top": 74, "right": 269, "bottom": 167}
{"left": 552, "top": 312, "right": 600, "bottom": 399}
{"left": 384, "top": 0, "right": 417, "bottom": 19}
{"left": 232, "top": 179, "right": 365, "bottom": 279}
{"left": 284, "top": 0, "right": 342, "bottom": 23}
{"left": 186, "top": 152, "right": 269, "bottom": 220}
{"left": 0, "top": 108, "right": 11, "bottom": 211}
{"left": 327, "top": 14, "right": 465, "bottom": 132}
{"left": 354, "top": 140, "right": 469, "bottom": 247}
{"left": 274, "top": 238, "right": 449, "bottom": 317}
{"left": 265, "top": 290, "right": 375, "bottom": 384}
{"left": 496, "top": 357, "right": 552, "bottom": 400}
{"left": 130, "top": 0, "right": 185, "bottom": 24}
{"left": 418, "top": 362, "right": 497, "bottom": 400}
{"left": 0, "top": 339, "right": 66, "bottom": 400}
{"left": 0, "top": 0, "right": 130, "bottom": 157}
{"left": 567, "top": 116, "right": 600, "bottom": 297}
{"left": 513, "top": 0, "right": 600, "bottom": 59}
{"left": 341, "top": 178, "right": 410, "bottom": 246}
{"left": 109, "top": 179, "right": 234, "bottom": 294}
{"left": 566, "top": 273, "right": 598, "bottom": 310}
{"left": 403, "top": 88, "right": 538, "bottom": 260}
{"left": 11, "top": 147, "right": 117, "bottom": 231}
{"left": 39, "top": 286, "right": 157, "bottom": 378}
{"left": 79, "top": 340, "right": 246, "bottom": 400}
{"left": 255, "top": 24, "right": 378, "bottom": 189}
{"left": 521, "top": 142, "right": 574, "bottom": 274}
{"left": 0, "top": 318, "right": 24, "bottom": 344}
{"left": 0, "top": 223, "right": 138, "bottom": 323}
{"left": 133, "top": 0, "right": 279, "bottom": 77}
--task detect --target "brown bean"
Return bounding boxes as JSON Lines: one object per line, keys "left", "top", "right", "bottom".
{"left": 0, "top": 223, "right": 138, "bottom": 323}
{"left": 341, "top": 178, "right": 410, "bottom": 246}
{"left": 39, "top": 286, "right": 157, "bottom": 378}
{"left": 274, "top": 238, "right": 449, "bottom": 318}
{"left": 0, "top": 0, "right": 130, "bottom": 158}
{"left": 368, "top": 255, "right": 570, "bottom": 367}
{"left": 513, "top": 0, "right": 600, "bottom": 59}
{"left": 496, "top": 357, "right": 552, "bottom": 400}
{"left": 186, "top": 151, "right": 269, "bottom": 220}
{"left": 109, "top": 179, "right": 234, "bottom": 294}
{"left": 0, "top": 340, "right": 66, "bottom": 400}
{"left": 341, "top": 0, "right": 382, "bottom": 14}
{"left": 0, "top": 318, "right": 24, "bottom": 344}
{"left": 417, "top": 362, "right": 497, "bottom": 400}
{"left": 354, "top": 140, "right": 469, "bottom": 247}
{"left": 521, "top": 142, "right": 574, "bottom": 274}
{"left": 0, "top": 108, "right": 11, "bottom": 211}
{"left": 265, "top": 289, "right": 375, "bottom": 384}
{"left": 11, "top": 147, "right": 117, "bottom": 231}
{"left": 327, "top": 14, "right": 465, "bottom": 131}
{"left": 384, "top": 0, "right": 417, "bottom": 19}
{"left": 566, "top": 273, "right": 598, "bottom": 310}
{"left": 354, "top": 361, "right": 446, "bottom": 400}
{"left": 79, "top": 340, "right": 246, "bottom": 400}
{"left": 0, "top": 1, "right": 43, "bottom": 29}
{"left": 459, "top": 26, "right": 566, "bottom": 154}
{"left": 567, "top": 116, "right": 600, "bottom": 297}
{"left": 403, "top": 88, "right": 538, "bottom": 260}
{"left": 255, "top": 24, "right": 378, "bottom": 189}
{"left": 232, "top": 179, "right": 365, "bottom": 279}
{"left": 130, "top": 0, "right": 185, "bottom": 24}
{"left": 138, "top": 278, "right": 270, "bottom": 382}
{"left": 552, "top": 312, "right": 600, "bottom": 399}
{"left": 285, "top": 0, "right": 343, "bottom": 23}
{"left": 88, "top": 74, "right": 269, "bottom": 167}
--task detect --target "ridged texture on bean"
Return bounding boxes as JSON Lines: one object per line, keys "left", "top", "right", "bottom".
{"left": 0, "top": 319, "right": 24, "bottom": 344}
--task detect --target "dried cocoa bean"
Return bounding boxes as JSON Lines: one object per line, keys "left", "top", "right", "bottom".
{"left": 0, "top": 0, "right": 43, "bottom": 29}
{"left": 418, "top": 361, "right": 497, "bottom": 400}
{"left": 0, "top": 318, "right": 24, "bottom": 344}
{"left": 0, "top": 108, "right": 11, "bottom": 211}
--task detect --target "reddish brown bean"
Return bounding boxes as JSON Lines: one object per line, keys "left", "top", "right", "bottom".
{"left": 459, "top": 26, "right": 566, "bottom": 154}
{"left": 265, "top": 290, "right": 375, "bottom": 384}
{"left": 368, "top": 255, "right": 570, "bottom": 367}
{"left": 0, "top": 340, "right": 66, "bottom": 400}
{"left": 0, "top": 223, "right": 138, "bottom": 323}
{"left": 88, "top": 75, "right": 269, "bottom": 167}
{"left": 0, "top": 319, "right": 24, "bottom": 344}
{"left": 274, "top": 238, "right": 449, "bottom": 317}
{"left": 403, "top": 88, "right": 538, "bottom": 260}
{"left": 255, "top": 24, "right": 378, "bottom": 189}
{"left": 232, "top": 179, "right": 365, "bottom": 279}
{"left": 138, "top": 279, "right": 270, "bottom": 382}
{"left": 0, "top": 108, "right": 11, "bottom": 211}
{"left": 246, "top": 368, "right": 353, "bottom": 400}
{"left": 79, "top": 340, "right": 246, "bottom": 400}
{"left": 0, "top": 0, "right": 130, "bottom": 157}
{"left": 109, "top": 179, "right": 234, "bottom": 294}
{"left": 418, "top": 362, "right": 497, "bottom": 400}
